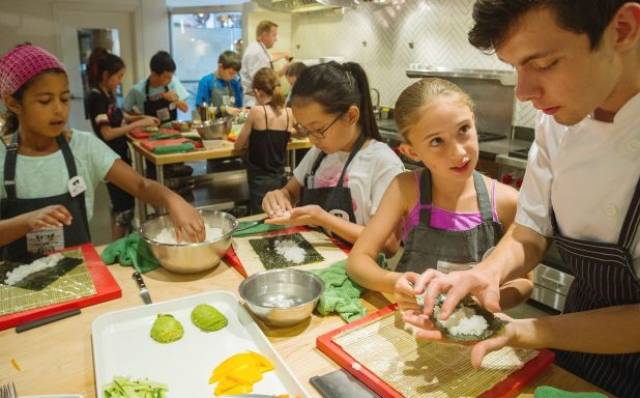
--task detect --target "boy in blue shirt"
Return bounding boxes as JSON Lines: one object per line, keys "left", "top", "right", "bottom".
{"left": 195, "top": 51, "right": 243, "bottom": 114}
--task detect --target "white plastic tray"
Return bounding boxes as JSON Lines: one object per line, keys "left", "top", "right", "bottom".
{"left": 92, "top": 290, "right": 308, "bottom": 397}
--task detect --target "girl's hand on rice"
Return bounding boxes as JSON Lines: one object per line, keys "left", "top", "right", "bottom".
{"left": 395, "top": 272, "right": 422, "bottom": 311}
{"left": 266, "top": 205, "right": 325, "bottom": 226}
{"left": 415, "top": 268, "right": 501, "bottom": 319}
{"left": 402, "top": 310, "right": 444, "bottom": 341}
{"left": 26, "top": 205, "right": 73, "bottom": 230}
{"left": 167, "top": 199, "right": 205, "bottom": 242}
{"left": 469, "top": 313, "right": 517, "bottom": 369}
{"left": 263, "top": 189, "right": 293, "bottom": 218}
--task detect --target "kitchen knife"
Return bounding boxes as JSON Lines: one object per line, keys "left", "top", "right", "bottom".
{"left": 132, "top": 271, "right": 152, "bottom": 305}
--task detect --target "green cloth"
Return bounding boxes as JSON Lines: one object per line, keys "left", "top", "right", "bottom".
{"left": 312, "top": 260, "right": 367, "bottom": 323}
{"left": 153, "top": 142, "right": 195, "bottom": 154}
{"left": 150, "top": 133, "right": 182, "bottom": 140}
{"left": 101, "top": 232, "right": 160, "bottom": 273}
{"left": 534, "top": 386, "right": 607, "bottom": 398}
{"left": 232, "top": 220, "right": 286, "bottom": 238}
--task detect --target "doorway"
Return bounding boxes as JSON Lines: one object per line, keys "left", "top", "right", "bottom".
{"left": 55, "top": 8, "right": 136, "bottom": 132}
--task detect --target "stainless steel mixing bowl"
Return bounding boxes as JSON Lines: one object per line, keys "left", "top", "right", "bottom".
{"left": 141, "top": 209, "right": 238, "bottom": 274}
{"left": 239, "top": 268, "right": 325, "bottom": 327}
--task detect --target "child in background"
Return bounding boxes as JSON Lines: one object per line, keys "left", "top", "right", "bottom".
{"left": 234, "top": 67, "right": 293, "bottom": 214}
{"left": 195, "top": 50, "right": 243, "bottom": 114}
{"left": 86, "top": 48, "right": 159, "bottom": 239}
{"left": 261, "top": 62, "right": 404, "bottom": 253}
{"left": 0, "top": 44, "right": 204, "bottom": 261}
{"left": 347, "top": 78, "right": 532, "bottom": 309}
{"left": 285, "top": 62, "right": 306, "bottom": 106}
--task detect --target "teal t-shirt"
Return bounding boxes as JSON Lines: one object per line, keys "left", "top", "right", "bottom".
{"left": 0, "top": 129, "right": 120, "bottom": 220}
{"left": 123, "top": 76, "right": 190, "bottom": 115}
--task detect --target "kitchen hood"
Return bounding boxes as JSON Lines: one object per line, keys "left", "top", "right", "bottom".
{"left": 255, "top": 0, "right": 388, "bottom": 13}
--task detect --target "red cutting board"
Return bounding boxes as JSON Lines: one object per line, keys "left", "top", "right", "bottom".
{"left": 317, "top": 304, "right": 555, "bottom": 398}
{"left": 223, "top": 225, "right": 351, "bottom": 278}
{"left": 140, "top": 137, "right": 190, "bottom": 151}
{"left": 0, "top": 244, "right": 122, "bottom": 331}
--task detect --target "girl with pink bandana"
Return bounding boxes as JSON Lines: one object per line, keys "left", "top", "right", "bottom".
{"left": 0, "top": 44, "right": 204, "bottom": 261}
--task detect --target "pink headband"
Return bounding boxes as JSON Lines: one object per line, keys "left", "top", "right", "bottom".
{"left": 0, "top": 44, "right": 66, "bottom": 97}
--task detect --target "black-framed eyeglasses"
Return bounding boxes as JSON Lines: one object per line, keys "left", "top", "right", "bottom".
{"left": 294, "top": 112, "right": 345, "bottom": 139}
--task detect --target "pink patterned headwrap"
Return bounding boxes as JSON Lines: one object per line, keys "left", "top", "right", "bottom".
{"left": 0, "top": 44, "right": 66, "bottom": 97}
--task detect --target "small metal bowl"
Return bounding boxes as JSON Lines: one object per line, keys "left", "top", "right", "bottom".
{"left": 195, "top": 117, "right": 232, "bottom": 140}
{"left": 239, "top": 269, "right": 325, "bottom": 327}
{"left": 141, "top": 209, "right": 238, "bottom": 274}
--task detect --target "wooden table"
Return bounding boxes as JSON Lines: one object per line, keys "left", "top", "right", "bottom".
{"left": 0, "top": 254, "right": 611, "bottom": 397}
{"left": 127, "top": 136, "right": 312, "bottom": 221}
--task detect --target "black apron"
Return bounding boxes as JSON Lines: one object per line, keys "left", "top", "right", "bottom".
{"left": 396, "top": 168, "right": 502, "bottom": 273}
{"left": 551, "top": 177, "right": 640, "bottom": 398}
{"left": 299, "top": 135, "right": 366, "bottom": 224}
{"left": 143, "top": 79, "right": 177, "bottom": 122}
{"left": 1, "top": 134, "right": 91, "bottom": 262}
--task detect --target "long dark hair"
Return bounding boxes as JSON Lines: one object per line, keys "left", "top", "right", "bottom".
{"left": 87, "top": 47, "right": 125, "bottom": 88}
{"left": 290, "top": 61, "right": 381, "bottom": 141}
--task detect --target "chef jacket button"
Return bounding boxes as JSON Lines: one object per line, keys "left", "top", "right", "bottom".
{"left": 604, "top": 203, "right": 618, "bottom": 218}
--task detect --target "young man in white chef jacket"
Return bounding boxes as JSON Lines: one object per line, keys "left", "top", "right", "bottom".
{"left": 240, "top": 20, "right": 290, "bottom": 107}
{"left": 403, "top": 1, "right": 640, "bottom": 397}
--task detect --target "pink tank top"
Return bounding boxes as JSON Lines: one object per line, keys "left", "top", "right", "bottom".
{"left": 402, "top": 171, "right": 499, "bottom": 241}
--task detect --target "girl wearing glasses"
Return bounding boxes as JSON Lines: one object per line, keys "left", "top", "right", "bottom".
{"left": 347, "top": 78, "right": 532, "bottom": 310}
{"left": 234, "top": 67, "right": 294, "bottom": 214}
{"left": 262, "top": 61, "right": 404, "bottom": 253}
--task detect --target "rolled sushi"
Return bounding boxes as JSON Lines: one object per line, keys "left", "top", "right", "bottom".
{"left": 429, "top": 294, "right": 505, "bottom": 341}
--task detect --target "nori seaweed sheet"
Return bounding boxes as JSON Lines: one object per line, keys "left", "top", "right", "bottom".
{"left": 0, "top": 255, "right": 83, "bottom": 291}
{"left": 249, "top": 233, "right": 324, "bottom": 269}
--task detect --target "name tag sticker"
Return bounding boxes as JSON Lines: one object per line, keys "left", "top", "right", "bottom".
{"left": 156, "top": 108, "right": 171, "bottom": 121}
{"left": 26, "top": 227, "right": 64, "bottom": 255}
{"left": 68, "top": 176, "right": 87, "bottom": 198}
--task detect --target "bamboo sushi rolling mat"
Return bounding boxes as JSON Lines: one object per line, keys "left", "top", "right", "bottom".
{"left": 332, "top": 311, "right": 538, "bottom": 398}
{"left": 232, "top": 229, "right": 347, "bottom": 276}
{"left": 0, "top": 249, "right": 96, "bottom": 316}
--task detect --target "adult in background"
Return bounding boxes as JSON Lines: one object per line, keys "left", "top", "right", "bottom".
{"left": 285, "top": 61, "right": 307, "bottom": 106}
{"left": 240, "top": 20, "right": 290, "bottom": 107}
{"left": 195, "top": 50, "right": 243, "bottom": 115}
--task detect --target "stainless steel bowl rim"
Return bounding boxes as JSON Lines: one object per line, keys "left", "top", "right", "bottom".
{"left": 239, "top": 268, "right": 325, "bottom": 310}
{"left": 140, "top": 211, "right": 238, "bottom": 248}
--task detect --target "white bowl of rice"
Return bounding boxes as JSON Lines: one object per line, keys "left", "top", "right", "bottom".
{"left": 140, "top": 209, "right": 238, "bottom": 274}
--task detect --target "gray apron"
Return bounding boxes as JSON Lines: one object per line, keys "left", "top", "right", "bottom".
{"left": 299, "top": 134, "right": 366, "bottom": 224}
{"left": 1, "top": 134, "right": 91, "bottom": 262}
{"left": 551, "top": 178, "right": 640, "bottom": 398}
{"left": 210, "top": 76, "right": 234, "bottom": 109}
{"left": 396, "top": 168, "right": 502, "bottom": 273}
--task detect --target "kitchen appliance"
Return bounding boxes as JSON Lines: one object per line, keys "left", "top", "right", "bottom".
{"left": 496, "top": 150, "right": 573, "bottom": 312}
{"left": 407, "top": 65, "right": 516, "bottom": 139}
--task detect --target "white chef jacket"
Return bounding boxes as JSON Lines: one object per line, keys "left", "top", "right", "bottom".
{"left": 240, "top": 41, "right": 272, "bottom": 107}
{"left": 516, "top": 93, "right": 640, "bottom": 277}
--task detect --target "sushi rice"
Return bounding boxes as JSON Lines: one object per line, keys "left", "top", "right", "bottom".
{"left": 4, "top": 253, "right": 64, "bottom": 286}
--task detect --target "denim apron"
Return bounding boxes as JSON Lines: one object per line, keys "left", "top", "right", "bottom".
{"left": 299, "top": 134, "right": 366, "bottom": 223}
{"left": 396, "top": 168, "right": 502, "bottom": 273}
{"left": 551, "top": 178, "right": 640, "bottom": 398}
{"left": 143, "top": 79, "right": 177, "bottom": 122}
{"left": 1, "top": 134, "right": 91, "bottom": 262}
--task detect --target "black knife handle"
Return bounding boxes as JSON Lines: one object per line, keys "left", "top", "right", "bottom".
{"left": 132, "top": 271, "right": 147, "bottom": 289}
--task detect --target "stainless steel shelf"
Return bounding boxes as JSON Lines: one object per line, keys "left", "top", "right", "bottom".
{"left": 406, "top": 66, "right": 516, "bottom": 86}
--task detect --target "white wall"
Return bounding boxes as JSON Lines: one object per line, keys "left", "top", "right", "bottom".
{"left": 0, "top": 0, "right": 170, "bottom": 84}
{"left": 291, "top": 0, "right": 536, "bottom": 127}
